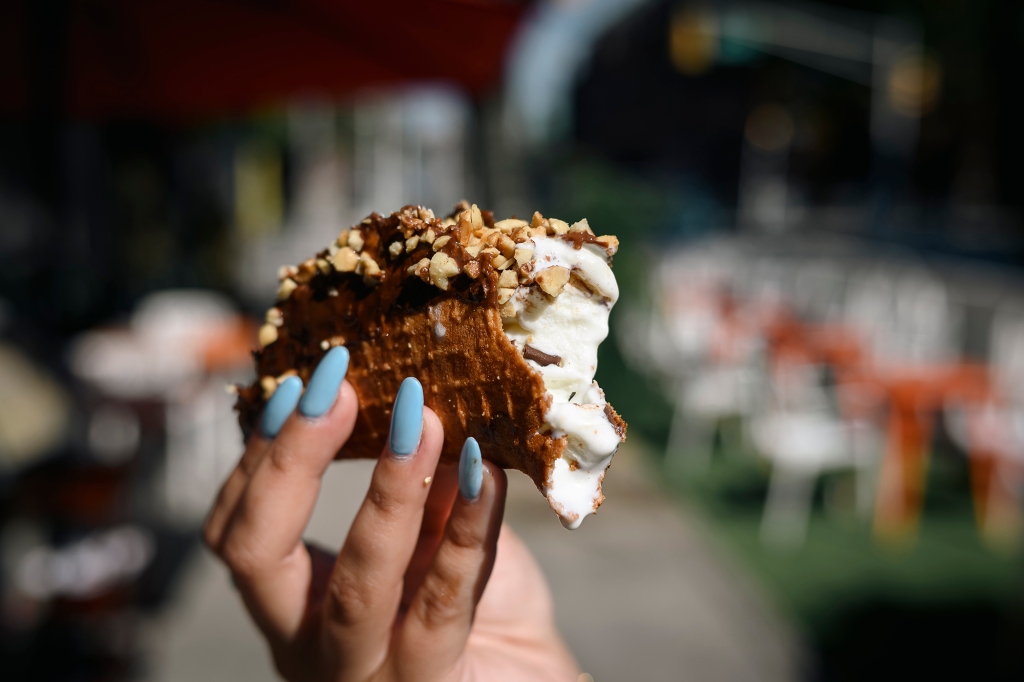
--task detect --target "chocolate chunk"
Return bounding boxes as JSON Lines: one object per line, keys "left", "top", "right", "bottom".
{"left": 523, "top": 344, "right": 561, "bottom": 367}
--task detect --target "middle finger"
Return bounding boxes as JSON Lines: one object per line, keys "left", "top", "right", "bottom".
{"left": 322, "top": 378, "right": 445, "bottom": 679}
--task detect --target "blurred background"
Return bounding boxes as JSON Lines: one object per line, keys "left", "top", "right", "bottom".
{"left": 1, "top": 0, "right": 1023, "bottom": 680}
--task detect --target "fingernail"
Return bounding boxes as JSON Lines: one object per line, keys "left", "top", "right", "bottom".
{"left": 299, "top": 346, "right": 350, "bottom": 418}
{"left": 459, "top": 437, "right": 482, "bottom": 501}
{"left": 389, "top": 377, "right": 423, "bottom": 456}
{"left": 261, "top": 376, "right": 303, "bottom": 438}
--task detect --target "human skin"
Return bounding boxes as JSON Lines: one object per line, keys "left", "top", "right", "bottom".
{"left": 203, "top": 367, "right": 579, "bottom": 681}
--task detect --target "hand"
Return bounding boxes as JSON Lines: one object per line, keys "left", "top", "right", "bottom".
{"left": 204, "top": 347, "right": 578, "bottom": 681}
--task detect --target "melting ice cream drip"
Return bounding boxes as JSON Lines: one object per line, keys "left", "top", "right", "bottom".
{"left": 502, "top": 236, "right": 622, "bottom": 529}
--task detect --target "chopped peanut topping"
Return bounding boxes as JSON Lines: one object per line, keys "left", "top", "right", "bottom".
{"left": 408, "top": 257, "right": 431, "bottom": 282}
{"left": 456, "top": 210, "right": 474, "bottom": 245}
{"left": 294, "top": 258, "right": 318, "bottom": 284}
{"left": 495, "top": 218, "right": 528, "bottom": 233}
{"left": 332, "top": 247, "right": 359, "bottom": 272}
{"left": 596, "top": 235, "right": 619, "bottom": 255}
{"left": 258, "top": 323, "right": 278, "bottom": 347}
{"left": 569, "top": 219, "right": 593, "bottom": 235}
{"left": 548, "top": 218, "right": 569, "bottom": 235}
{"left": 348, "top": 229, "right": 365, "bottom": 252}
{"left": 429, "top": 252, "right": 460, "bottom": 290}
{"left": 359, "top": 252, "right": 380, "bottom": 273}
{"left": 498, "top": 270, "right": 519, "bottom": 288}
{"left": 298, "top": 206, "right": 618, "bottom": 319}
{"left": 277, "top": 278, "right": 298, "bottom": 300}
{"left": 265, "top": 307, "right": 284, "bottom": 327}
{"left": 358, "top": 253, "right": 382, "bottom": 285}
{"left": 536, "top": 266, "right": 570, "bottom": 297}
{"left": 469, "top": 204, "right": 484, "bottom": 231}
{"left": 496, "top": 235, "right": 516, "bottom": 258}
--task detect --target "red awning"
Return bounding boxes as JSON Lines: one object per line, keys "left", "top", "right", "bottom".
{"left": 3, "top": 0, "right": 526, "bottom": 121}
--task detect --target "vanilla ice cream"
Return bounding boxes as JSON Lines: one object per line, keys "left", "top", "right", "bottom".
{"left": 502, "top": 227, "right": 623, "bottom": 528}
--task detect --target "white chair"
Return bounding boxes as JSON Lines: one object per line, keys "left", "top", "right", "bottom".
{"left": 751, "top": 361, "right": 883, "bottom": 549}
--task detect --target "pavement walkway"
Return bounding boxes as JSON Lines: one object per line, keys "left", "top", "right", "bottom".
{"left": 141, "top": 443, "right": 804, "bottom": 681}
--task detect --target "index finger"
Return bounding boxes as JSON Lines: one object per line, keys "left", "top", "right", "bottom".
{"left": 218, "top": 350, "right": 358, "bottom": 639}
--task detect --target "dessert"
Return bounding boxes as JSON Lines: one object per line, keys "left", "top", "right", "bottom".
{"left": 234, "top": 202, "right": 626, "bottom": 528}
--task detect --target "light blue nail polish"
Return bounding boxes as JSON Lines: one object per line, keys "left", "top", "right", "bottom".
{"left": 261, "top": 376, "right": 303, "bottom": 438}
{"left": 299, "top": 346, "right": 350, "bottom": 418}
{"left": 389, "top": 377, "right": 423, "bottom": 456}
{"left": 459, "top": 437, "right": 482, "bottom": 501}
